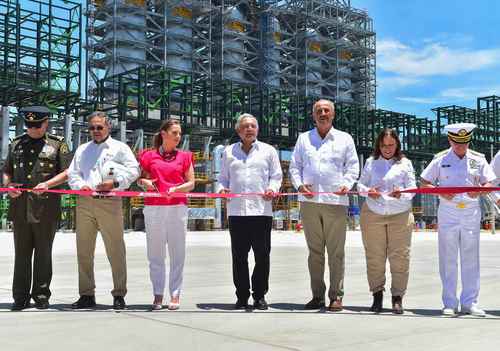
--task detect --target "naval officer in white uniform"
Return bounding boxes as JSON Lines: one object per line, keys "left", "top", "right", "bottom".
{"left": 420, "top": 123, "right": 495, "bottom": 316}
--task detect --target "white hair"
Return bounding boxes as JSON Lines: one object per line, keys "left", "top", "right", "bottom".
{"left": 235, "top": 113, "right": 259, "bottom": 130}
{"left": 312, "top": 99, "right": 335, "bottom": 114}
{"left": 87, "top": 111, "right": 111, "bottom": 125}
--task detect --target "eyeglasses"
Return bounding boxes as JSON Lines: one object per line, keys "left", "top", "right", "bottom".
{"left": 89, "top": 125, "right": 105, "bottom": 131}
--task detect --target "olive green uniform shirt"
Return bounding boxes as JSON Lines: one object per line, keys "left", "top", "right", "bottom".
{"left": 3, "top": 133, "right": 72, "bottom": 223}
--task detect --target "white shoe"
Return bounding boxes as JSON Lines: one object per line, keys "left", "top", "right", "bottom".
{"left": 442, "top": 307, "right": 457, "bottom": 316}
{"left": 168, "top": 302, "right": 180, "bottom": 310}
{"left": 461, "top": 305, "right": 486, "bottom": 317}
{"left": 168, "top": 296, "right": 180, "bottom": 310}
{"left": 151, "top": 303, "right": 162, "bottom": 311}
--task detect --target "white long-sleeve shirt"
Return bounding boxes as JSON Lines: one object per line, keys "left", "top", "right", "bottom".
{"left": 217, "top": 140, "right": 283, "bottom": 217}
{"left": 68, "top": 136, "right": 140, "bottom": 190}
{"left": 289, "top": 127, "right": 359, "bottom": 206}
{"left": 357, "top": 156, "right": 416, "bottom": 215}
{"left": 491, "top": 150, "right": 500, "bottom": 202}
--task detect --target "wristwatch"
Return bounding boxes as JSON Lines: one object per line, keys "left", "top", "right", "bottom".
{"left": 113, "top": 180, "right": 120, "bottom": 189}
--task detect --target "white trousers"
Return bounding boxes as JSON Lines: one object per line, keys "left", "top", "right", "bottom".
{"left": 143, "top": 205, "right": 187, "bottom": 298}
{"left": 437, "top": 205, "right": 481, "bottom": 309}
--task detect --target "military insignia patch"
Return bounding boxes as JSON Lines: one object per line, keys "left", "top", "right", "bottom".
{"left": 42, "top": 144, "right": 55, "bottom": 155}
{"left": 458, "top": 129, "right": 468, "bottom": 136}
{"left": 60, "top": 143, "right": 69, "bottom": 154}
{"left": 469, "top": 159, "right": 479, "bottom": 169}
{"left": 27, "top": 112, "right": 35, "bottom": 121}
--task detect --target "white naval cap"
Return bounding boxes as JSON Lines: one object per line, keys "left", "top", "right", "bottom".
{"left": 444, "top": 123, "right": 476, "bottom": 144}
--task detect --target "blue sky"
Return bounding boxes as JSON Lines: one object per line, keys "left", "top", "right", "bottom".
{"left": 354, "top": 0, "right": 500, "bottom": 119}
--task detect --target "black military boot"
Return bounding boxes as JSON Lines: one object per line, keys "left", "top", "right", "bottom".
{"left": 370, "top": 290, "right": 383, "bottom": 313}
{"left": 392, "top": 296, "right": 404, "bottom": 315}
{"left": 11, "top": 299, "right": 30, "bottom": 311}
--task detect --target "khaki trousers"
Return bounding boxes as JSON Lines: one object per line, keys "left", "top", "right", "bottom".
{"left": 360, "top": 203, "right": 413, "bottom": 297}
{"left": 76, "top": 196, "right": 127, "bottom": 297}
{"left": 300, "top": 202, "right": 347, "bottom": 301}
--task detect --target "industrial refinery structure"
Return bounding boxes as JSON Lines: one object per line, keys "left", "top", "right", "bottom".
{"left": 0, "top": 0, "right": 499, "bottom": 230}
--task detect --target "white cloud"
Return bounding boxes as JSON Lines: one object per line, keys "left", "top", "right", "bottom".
{"left": 377, "top": 76, "right": 423, "bottom": 89}
{"left": 397, "top": 85, "right": 500, "bottom": 105}
{"left": 441, "top": 86, "right": 500, "bottom": 100}
{"left": 378, "top": 38, "right": 500, "bottom": 78}
{"left": 422, "top": 33, "right": 474, "bottom": 47}
{"left": 396, "top": 97, "right": 447, "bottom": 104}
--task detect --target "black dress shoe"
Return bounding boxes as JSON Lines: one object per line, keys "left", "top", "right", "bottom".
{"left": 71, "top": 295, "right": 96, "bottom": 309}
{"left": 253, "top": 298, "right": 268, "bottom": 310}
{"left": 370, "top": 291, "right": 383, "bottom": 313}
{"left": 11, "top": 300, "right": 30, "bottom": 311}
{"left": 234, "top": 299, "right": 249, "bottom": 310}
{"left": 304, "top": 297, "right": 325, "bottom": 310}
{"left": 34, "top": 297, "right": 49, "bottom": 310}
{"left": 113, "top": 296, "right": 126, "bottom": 310}
{"left": 392, "top": 296, "right": 404, "bottom": 315}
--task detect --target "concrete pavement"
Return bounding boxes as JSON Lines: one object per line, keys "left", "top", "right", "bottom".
{"left": 1, "top": 230, "right": 500, "bottom": 350}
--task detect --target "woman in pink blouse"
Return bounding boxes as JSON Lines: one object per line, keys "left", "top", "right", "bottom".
{"left": 138, "top": 119, "right": 195, "bottom": 310}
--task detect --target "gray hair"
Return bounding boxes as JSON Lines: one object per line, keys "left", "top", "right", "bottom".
{"left": 312, "top": 99, "right": 335, "bottom": 114}
{"left": 235, "top": 113, "right": 259, "bottom": 131}
{"left": 87, "top": 111, "right": 111, "bottom": 125}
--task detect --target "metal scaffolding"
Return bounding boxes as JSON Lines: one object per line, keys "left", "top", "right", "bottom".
{"left": 270, "top": 0, "right": 376, "bottom": 106}
{"left": 477, "top": 95, "right": 500, "bottom": 157}
{"left": 85, "top": 0, "right": 376, "bottom": 107}
{"left": 432, "top": 100, "right": 500, "bottom": 158}
{"left": 0, "top": 0, "right": 82, "bottom": 110}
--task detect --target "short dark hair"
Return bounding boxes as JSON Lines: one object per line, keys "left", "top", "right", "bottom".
{"left": 372, "top": 128, "right": 404, "bottom": 161}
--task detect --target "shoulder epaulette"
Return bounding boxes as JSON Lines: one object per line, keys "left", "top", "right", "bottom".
{"left": 469, "top": 149, "right": 485, "bottom": 158}
{"left": 433, "top": 149, "right": 448, "bottom": 159}
{"left": 11, "top": 133, "right": 27, "bottom": 147}
{"left": 13, "top": 133, "right": 26, "bottom": 141}
{"left": 47, "top": 134, "right": 64, "bottom": 142}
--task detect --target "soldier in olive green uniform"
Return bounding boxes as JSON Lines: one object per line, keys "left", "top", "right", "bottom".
{"left": 2, "top": 106, "right": 71, "bottom": 311}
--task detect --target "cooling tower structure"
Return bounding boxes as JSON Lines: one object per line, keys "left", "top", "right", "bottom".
{"left": 104, "top": 0, "right": 146, "bottom": 76}
{"left": 260, "top": 14, "right": 281, "bottom": 89}
{"left": 271, "top": 0, "right": 376, "bottom": 106}
{"left": 86, "top": 0, "right": 212, "bottom": 98}
{"left": 212, "top": 1, "right": 259, "bottom": 85}
{"left": 86, "top": 0, "right": 147, "bottom": 89}
{"left": 155, "top": 1, "right": 193, "bottom": 73}
{"left": 86, "top": 0, "right": 375, "bottom": 108}
{"left": 300, "top": 28, "right": 323, "bottom": 97}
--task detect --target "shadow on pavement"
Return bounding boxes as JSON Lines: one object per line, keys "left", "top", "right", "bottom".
{"left": 196, "top": 303, "right": 238, "bottom": 311}
{"left": 268, "top": 303, "right": 305, "bottom": 311}
{"left": 405, "top": 308, "right": 443, "bottom": 317}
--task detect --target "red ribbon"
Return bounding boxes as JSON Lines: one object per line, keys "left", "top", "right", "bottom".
{"left": 0, "top": 186, "right": 498, "bottom": 198}
{"left": 399, "top": 186, "right": 500, "bottom": 194}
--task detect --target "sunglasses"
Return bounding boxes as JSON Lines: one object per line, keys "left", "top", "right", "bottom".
{"left": 89, "top": 125, "right": 105, "bottom": 131}
{"left": 26, "top": 123, "right": 43, "bottom": 129}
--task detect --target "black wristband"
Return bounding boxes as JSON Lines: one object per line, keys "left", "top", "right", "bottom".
{"left": 113, "top": 180, "right": 120, "bottom": 189}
